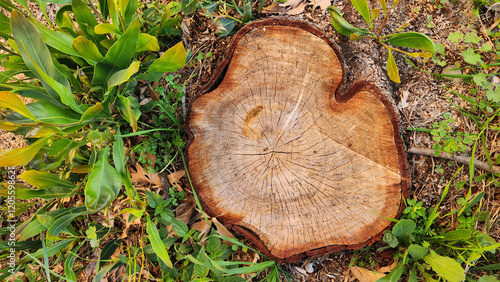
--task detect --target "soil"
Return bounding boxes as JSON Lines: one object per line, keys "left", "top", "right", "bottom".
{"left": 1, "top": 0, "right": 500, "bottom": 280}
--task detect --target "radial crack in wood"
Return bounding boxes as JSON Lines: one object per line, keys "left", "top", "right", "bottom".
{"left": 186, "top": 19, "right": 410, "bottom": 262}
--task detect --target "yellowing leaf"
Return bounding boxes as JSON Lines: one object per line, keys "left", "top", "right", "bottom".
{"left": 386, "top": 49, "right": 400, "bottom": 83}
{"left": 107, "top": 61, "right": 140, "bottom": 87}
{"left": 94, "top": 23, "right": 121, "bottom": 35}
{"left": 72, "top": 36, "right": 104, "bottom": 65}
{"left": 423, "top": 252, "right": 465, "bottom": 282}
{"left": 147, "top": 41, "right": 186, "bottom": 73}
{"left": 0, "top": 136, "right": 50, "bottom": 167}
{"left": 0, "top": 91, "right": 37, "bottom": 120}
{"left": 25, "top": 124, "right": 61, "bottom": 138}
{"left": 136, "top": 33, "right": 159, "bottom": 53}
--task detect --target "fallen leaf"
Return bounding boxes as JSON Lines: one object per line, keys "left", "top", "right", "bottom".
{"left": 262, "top": 2, "right": 285, "bottom": 14}
{"left": 285, "top": 2, "right": 307, "bottom": 15}
{"left": 167, "top": 170, "right": 185, "bottom": 191}
{"left": 312, "top": 0, "right": 331, "bottom": 13}
{"left": 175, "top": 199, "right": 195, "bottom": 224}
{"left": 281, "top": 0, "right": 303, "bottom": 8}
{"left": 213, "top": 217, "right": 235, "bottom": 245}
{"left": 129, "top": 163, "right": 161, "bottom": 187}
{"left": 119, "top": 212, "right": 143, "bottom": 239}
{"left": 377, "top": 260, "right": 398, "bottom": 273}
{"left": 350, "top": 266, "right": 386, "bottom": 282}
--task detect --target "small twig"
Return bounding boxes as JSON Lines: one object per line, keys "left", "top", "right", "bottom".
{"left": 408, "top": 147, "right": 500, "bottom": 174}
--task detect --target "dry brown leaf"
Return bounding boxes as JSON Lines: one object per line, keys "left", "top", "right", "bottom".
{"left": 312, "top": 0, "right": 331, "bottom": 12}
{"left": 350, "top": 265, "right": 390, "bottom": 282}
{"left": 167, "top": 170, "right": 186, "bottom": 191}
{"left": 262, "top": 2, "right": 285, "bottom": 14}
{"left": 119, "top": 212, "right": 143, "bottom": 239}
{"left": 175, "top": 201, "right": 195, "bottom": 224}
{"left": 377, "top": 260, "right": 398, "bottom": 273}
{"left": 281, "top": 0, "right": 303, "bottom": 8}
{"left": 285, "top": 2, "right": 307, "bottom": 15}
{"left": 130, "top": 163, "right": 161, "bottom": 187}
{"left": 213, "top": 217, "right": 235, "bottom": 245}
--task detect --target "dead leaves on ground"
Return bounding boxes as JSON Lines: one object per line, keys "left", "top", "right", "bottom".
{"left": 262, "top": 0, "right": 332, "bottom": 15}
{"left": 344, "top": 261, "right": 398, "bottom": 282}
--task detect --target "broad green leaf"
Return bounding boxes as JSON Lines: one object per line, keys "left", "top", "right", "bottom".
{"left": 0, "top": 186, "right": 73, "bottom": 200}
{"left": 392, "top": 219, "right": 415, "bottom": 245}
{"left": 5, "top": 101, "right": 81, "bottom": 124}
{"left": 437, "top": 229, "right": 472, "bottom": 241}
{"left": 172, "top": 218, "right": 189, "bottom": 237}
{"left": 0, "top": 91, "right": 37, "bottom": 120}
{"left": 92, "top": 20, "right": 140, "bottom": 87}
{"left": 448, "top": 31, "right": 463, "bottom": 43}
{"left": 19, "top": 170, "right": 75, "bottom": 190}
{"left": 116, "top": 94, "right": 138, "bottom": 132}
{"left": 408, "top": 244, "right": 427, "bottom": 261}
{"left": 47, "top": 212, "right": 84, "bottom": 237}
{"left": 120, "top": 0, "right": 138, "bottom": 28}
{"left": 19, "top": 239, "right": 74, "bottom": 265}
{"left": 72, "top": 0, "right": 100, "bottom": 38}
{"left": 108, "top": 61, "right": 140, "bottom": 87}
{"left": 464, "top": 32, "right": 481, "bottom": 44}
{"left": 0, "top": 12, "right": 11, "bottom": 35}
{"left": 28, "top": 19, "right": 79, "bottom": 57}
{"left": 327, "top": 6, "right": 371, "bottom": 37}
{"left": 423, "top": 251, "right": 465, "bottom": 282}
{"left": 65, "top": 241, "right": 84, "bottom": 282}
{"left": 25, "top": 124, "right": 62, "bottom": 138}
{"left": 72, "top": 36, "right": 104, "bottom": 65}
{"left": 84, "top": 147, "right": 123, "bottom": 212}
{"left": 80, "top": 103, "right": 104, "bottom": 123}
{"left": 88, "top": 131, "right": 114, "bottom": 149}
{"left": 0, "top": 136, "right": 50, "bottom": 167}
{"left": 195, "top": 248, "right": 210, "bottom": 278}
{"left": 146, "top": 215, "right": 173, "bottom": 268}
{"left": 147, "top": 41, "right": 186, "bottom": 74}
{"left": 107, "top": 0, "right": 120, "bottom": 29}
{"left": 55, "top": 5, "right": 73, "bottom": 30}
{"left": 18, "top": 218, "right": 49, "bottom": 241}
{"left": 478, "top": 276, "right": 499, "bottom": 282}
{"left": 113, "top": 129, "right": 126, "bottom": 178}
{"left": 351, "top": 0, "right": 371, "bottom": 24}
{"left": 463, "top": 48, "right": 482, "bottom": 65}
{"left": 11, "top": 11, "right": 70, "bottom": 105}
{"left": 384, "top": 32, "right": 435, "bottom": 54}
{"left": 136, "top": 33, "right": 160, "bottom": 52}
{"left": 386, "top": 49, "right": 400, "bottom": 83}
{"left": 94, "top": 23, "right": 121, "bottom": 35}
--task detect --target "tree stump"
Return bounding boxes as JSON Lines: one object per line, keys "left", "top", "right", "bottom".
{"left": 186, "top": 19, "right": 410, "bottom": 262}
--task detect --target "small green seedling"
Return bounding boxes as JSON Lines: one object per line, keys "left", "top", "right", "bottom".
{"left": 327, "top": 0, "right": 436, "bottom": 83}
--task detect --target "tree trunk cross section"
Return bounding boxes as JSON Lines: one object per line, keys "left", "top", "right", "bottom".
{"left": 186, "top": 19, "right": 410, "bottom": 262}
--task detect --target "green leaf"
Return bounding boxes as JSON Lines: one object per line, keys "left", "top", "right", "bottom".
{"left": 464, "top": 32, "right": 481, "bottom": 44}
{"left": 88, "top": 131, "right": 114, "bottom": 149}
{"left": 327, "top": 6, "right": 371, "bottom": 37}
{"left": 195, "top": 248, "right": 210, "bottom": 278}
{"left": 350, "top": 0, "right": 371, "bottom": 24}
{"left": 386, "top": 49, "right": 400, "bottom": 83}
{"left": 72, "top": 36, "right": 104, "bottom": 65}
{"left": 423, "top": 251, "right": 465, "bottom": 282}
{"left": 146, "top": 215, "right": 173, "bottom": 268}
{"left": 147, "top": 41, "right": 186, "bottom": 74}
{"left": 478, "top": 276, "right": 499, "bottom": 282}
{"left": 19, "top": 239, "right": 74, "bottom": 265}
{"left": 19, "top": 170, "right": 76, "bottom": 190}
{"left": 447, "top": 31, "right": 463, "bottom": 42}
{"left": 72, "top": 0, "right": 100, "bottom": 38}
{"left": 65, "top": 241, "right": 84, "bottom": 282}
{"left": 28, "top": 19, "right": 79, "bottom": 57}
{"left": 94, "top": 23, "right": 121, "bottom": 35}
{"left": 47, "top": 211, "right": 84, "bottom": 237}
{"left": 136, "top": 33, "right": 160, "bottom": 52}
{"left": 18, "top": 217, "right": 50, "bottom": 241}
{"left": 92, "top": 19, "right": 140, "bottom": 87}
{"left": 0, "top": 136, "right": 50, "bottom": 167}
{"left": 384, "top": 32, "right": 435, "bottom": 54}
{"left": 116, "top": 94, "right": 138, "bottom": 132}
{"left": 408, "top": 244, "right": 427, "bottom": 260}
{"left": 437, "top": 229, "right": 472, "bottom": 241}
{"left": 80, "top": 103, "right": 104, "bottom": 123}
{"left": 36, "top": 0, "right": 72, "bottom": 4}
{"left": 5, "top": 101, "right": 81, "bottom": 124}
{"left": 11, "top": 11, "right": 73, "bottom": 107}
{"left": 0, "top": 91, "right": 37, "bottom": 120}
{"left": 0, "top": 12, "right": 11, "bottom": 35}
{"left": 84, "top": 147, "right": 123, "bottom": 212}
{"left": 463, "top": 48, "right": 482, "bottom": 65}
{"left": 120, "top": 0, "right": 138, "bottom": 28}
{"left": 172, "top": 218, "right": 189, "bottom": 238}
{"left": 107, "top": 61, "right": 140, "bottom": 88}
{"left": 380, "top": 0, "right": 386, "bottom": 16}
{"left": 392, "top": 219, "right": 415, "bottom": 245}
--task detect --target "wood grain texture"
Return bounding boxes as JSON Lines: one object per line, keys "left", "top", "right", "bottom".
{"left": 186, "top": 19, "right": 410, "bottom": 261}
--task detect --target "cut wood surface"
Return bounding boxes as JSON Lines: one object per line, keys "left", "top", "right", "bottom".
{"left": 186, "top": 19, "right": 410, "bottom": 261}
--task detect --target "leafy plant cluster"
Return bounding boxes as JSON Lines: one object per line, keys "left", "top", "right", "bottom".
{"left": 327, "top": 0, "right": 436, "bottom": 83}
{"left": 0, "top": 0, "right": 279, "bottom": 281}
{"left": 380, "top": 171, "right": 499, "bottom": 281}
{"left": 428, "top": 113, "right": 478, "bottom": 157}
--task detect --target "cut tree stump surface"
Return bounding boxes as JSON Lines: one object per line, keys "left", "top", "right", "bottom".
{"left": 186, "top": 19, "right": 410, "bottom": 261}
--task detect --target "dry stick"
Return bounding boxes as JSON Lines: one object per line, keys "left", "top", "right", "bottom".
{"left": 408, "top": 147, "right": 500, "bottom": 174}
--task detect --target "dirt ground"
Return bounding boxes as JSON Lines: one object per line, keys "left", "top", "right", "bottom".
{"left": 1, "top": 0, "right": 499, "bottom": 280}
